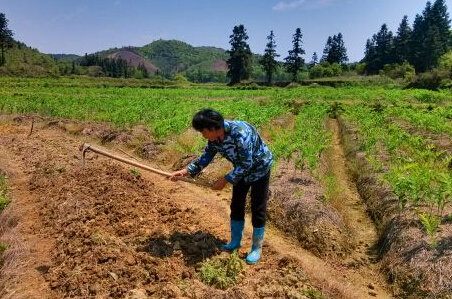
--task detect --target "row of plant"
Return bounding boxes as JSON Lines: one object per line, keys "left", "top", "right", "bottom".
{"left": 343, "top": 105, "right": 452, "bottom": 242}
{"left": 0, "top": 86, "right": 288, "bottom": 139}
{"left": 387, "top": 105, "right": 452, "bottom": 137}
{"left": 270, "top": 102, "right": 331, "bottom": 174}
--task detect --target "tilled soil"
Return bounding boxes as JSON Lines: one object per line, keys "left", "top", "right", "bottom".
{"left": 0, "top": 116, "right": 392, "bottom": 299}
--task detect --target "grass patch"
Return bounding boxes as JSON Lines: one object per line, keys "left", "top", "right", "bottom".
{"left": 0, "top": 173, "right": 10, "bottom": 211}
{"left": 322, "top": 173, "right": 340, "bottom": 203}
{"left": 198, "top": 250, "right": 244, "bottom": 289}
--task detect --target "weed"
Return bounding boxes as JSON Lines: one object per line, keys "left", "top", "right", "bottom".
{"left": 302, "top": 287, "right": 325, "bottom": 299}
{"left": 323, "top": 174, "right": 338, "bottom": 203}
{"left": 369, "top": 102, "right": 385, "bottom": 113}
{"left": 198, "top": 250, "right": 244, "bottom": 289}
{"left": 0, "top": 174, "right": 10, "bottom": 211}
{"left": 130, "top": 168, "right": 140, "bottom": 176}
{"left": 0, "top": 242, "right": 8, "bottom": 267}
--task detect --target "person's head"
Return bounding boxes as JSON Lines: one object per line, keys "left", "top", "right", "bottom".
{"left": 192, "top": 108, "right": 225, "bottom": 142}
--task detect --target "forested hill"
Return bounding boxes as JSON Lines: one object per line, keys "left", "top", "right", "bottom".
{"left": 0, "top": 38, "right": 230, "bottom": 78}
{"left": 135, "top": 39, "right": 229, "bottom": 75}
{"left": 84, "top": 39, "right": 230, "bottom": 77}
{"left": 0, "top": 40, "right": 60, "bottom": 77}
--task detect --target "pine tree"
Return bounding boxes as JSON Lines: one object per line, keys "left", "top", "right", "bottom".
{"left": 310, "top": 52, "right": 318, "bottom": 67}
{"left": 0, "top": 13, "right": 14, "bottom": 66}
{"left": 394, "top": 15, "right": 412, "bottom": 63}
{"left": 71, "top": 61, "right": 76, "bottom": 74}
{"left": 322, "top": 33, "right": 348, "bottom": 64}
{"left": 409, "top": 14, "right": 426, "bottom": 71}
{"left": 284, "top": 28, "right": 305, "bottom": 82}
{"left": 321, "top": 36, "right": 333, "bottom": 62}
{"left": 227, "top": 24, "right": 252, "bottom": 84}
{"left": 259, "top": 30, "right": 279, "bottom": 84}
{"left": 409, "top": 0, "right": 451, "bottom": 72}
{"left": 363, "top": 24, "right": 394, "bottom": 74}
{"left": 335, "top": 33, "right": 348, "bottom": 64}
{"left": 431, "top": 0, "right": 451, "bottom": 53}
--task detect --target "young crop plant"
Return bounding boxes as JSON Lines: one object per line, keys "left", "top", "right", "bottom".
{"left": 344, "top": 103, "right": 452, "bottom": 241}
{"left": 271, "top": 103, "right": 331, "bottom": 175}
{"left": 327, "top": 101, "right": 345, "bottom": 119}
{"left": 198, "top": 250, "right": 244, "bottom": 289}
{"left": 388, "top": 106, "right": 452, "bottom": 137}
{"left": 419, "top": 212, "right": 441, "bottom": 247}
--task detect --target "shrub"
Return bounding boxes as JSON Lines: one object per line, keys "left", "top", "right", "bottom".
{"left": 382, "top": 62, "right": 415, "bottom": 80}
{"left": 406, "top": 69, "right": 449, "bottom": 91}
{"left": 309, "top": 62, "right": 342, "bottom": 79}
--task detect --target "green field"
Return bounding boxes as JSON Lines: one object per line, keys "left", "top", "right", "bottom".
{"left": 1, "top": 77, "right": 451, "bottom": 217}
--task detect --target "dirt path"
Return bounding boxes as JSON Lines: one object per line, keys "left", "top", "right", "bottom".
{"left": 0, "top": 116, "right": 394, "bottom": 299}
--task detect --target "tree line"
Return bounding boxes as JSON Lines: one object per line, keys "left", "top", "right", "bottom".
{"left": 79, "top": 53, "right": 150, "bottom": 78}
{"left": 228, "top": 25, "right": 349, "bottom": 84}
{"left": 227, "top": 0, "right": 450, "bottom": 84}
{"left": 0, "top": 0, "right": 451, "bottom": 84}
{"left": 362, "top": 0, "right": 451, "bottom": 74}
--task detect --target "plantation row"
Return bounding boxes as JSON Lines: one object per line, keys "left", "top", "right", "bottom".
{"left": 344, "top": 105, "right": 452, "bottom": 243}
{"left": 1, "top": 78, "right": 451, "bottom": 137}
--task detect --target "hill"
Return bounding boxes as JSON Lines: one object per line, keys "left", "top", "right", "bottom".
{"left": 136, "top": 39, "right": 229, "bottom": 75}
{"left": 107, "top": 50, "right": 158, "bottom": 74}
{"left": 0, "top": 41, "right": 59, "bottom": 77}
{"left": 50, "top": 54, "right": 81, "bottom": 62}
{"left": 1, "top": 38, "right": 263, "bottom": 81}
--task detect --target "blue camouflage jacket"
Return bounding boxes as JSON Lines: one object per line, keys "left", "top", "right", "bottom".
{"left": 187, "top": 120, "right": 273, "bottom": 185}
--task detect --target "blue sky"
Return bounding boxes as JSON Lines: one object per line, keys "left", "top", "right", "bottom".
{"left": 1, "top": 0, "right": 451, "bottom": 62}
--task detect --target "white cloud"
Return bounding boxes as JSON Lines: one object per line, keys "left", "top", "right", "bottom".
{"left": 272, "top": 0, "right": 306, "bottom": 11}
{"left": 272, "top": 0, "right": 336, "bottom": 11}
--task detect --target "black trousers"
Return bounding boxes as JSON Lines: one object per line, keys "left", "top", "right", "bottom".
{"left": 230, "top": 171, "right": 270, "bottom": 228}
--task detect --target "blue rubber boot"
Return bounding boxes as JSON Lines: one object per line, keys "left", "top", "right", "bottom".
{"left": 221, "top": 220, "right": 245, "bottom": 251}
{"left": 246, "top": 227, "right": 265, "bottom": 264}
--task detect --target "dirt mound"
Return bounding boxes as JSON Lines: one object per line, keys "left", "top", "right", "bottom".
{"left": 29, "top": 161, "right": 219, "bottom": 297}
{"left": 268, "top": 160, "right": 350, "bottom": 258}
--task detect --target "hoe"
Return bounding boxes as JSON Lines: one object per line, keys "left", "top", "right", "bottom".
{"left": 80, "top": 143, "right": 211, "bottom": 187}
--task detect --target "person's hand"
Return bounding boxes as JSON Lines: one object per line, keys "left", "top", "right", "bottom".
{"left": 169, "top": 169, "right": 188, "bottom": 181}
{"left": 212, "top": 177, "right": 228, "bottom": 190}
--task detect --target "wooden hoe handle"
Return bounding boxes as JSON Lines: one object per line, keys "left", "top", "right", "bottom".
{"left": 80, "top": 143, "right": 211, "bottom": 188}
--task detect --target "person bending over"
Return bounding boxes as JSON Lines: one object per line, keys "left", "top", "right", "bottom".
{"left": 170, "top": 108, "right": 273, "bottom": 264}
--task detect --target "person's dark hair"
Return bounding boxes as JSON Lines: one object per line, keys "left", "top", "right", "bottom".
{"left": 192, "top": 108, "right": 224, "bottom": 131}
